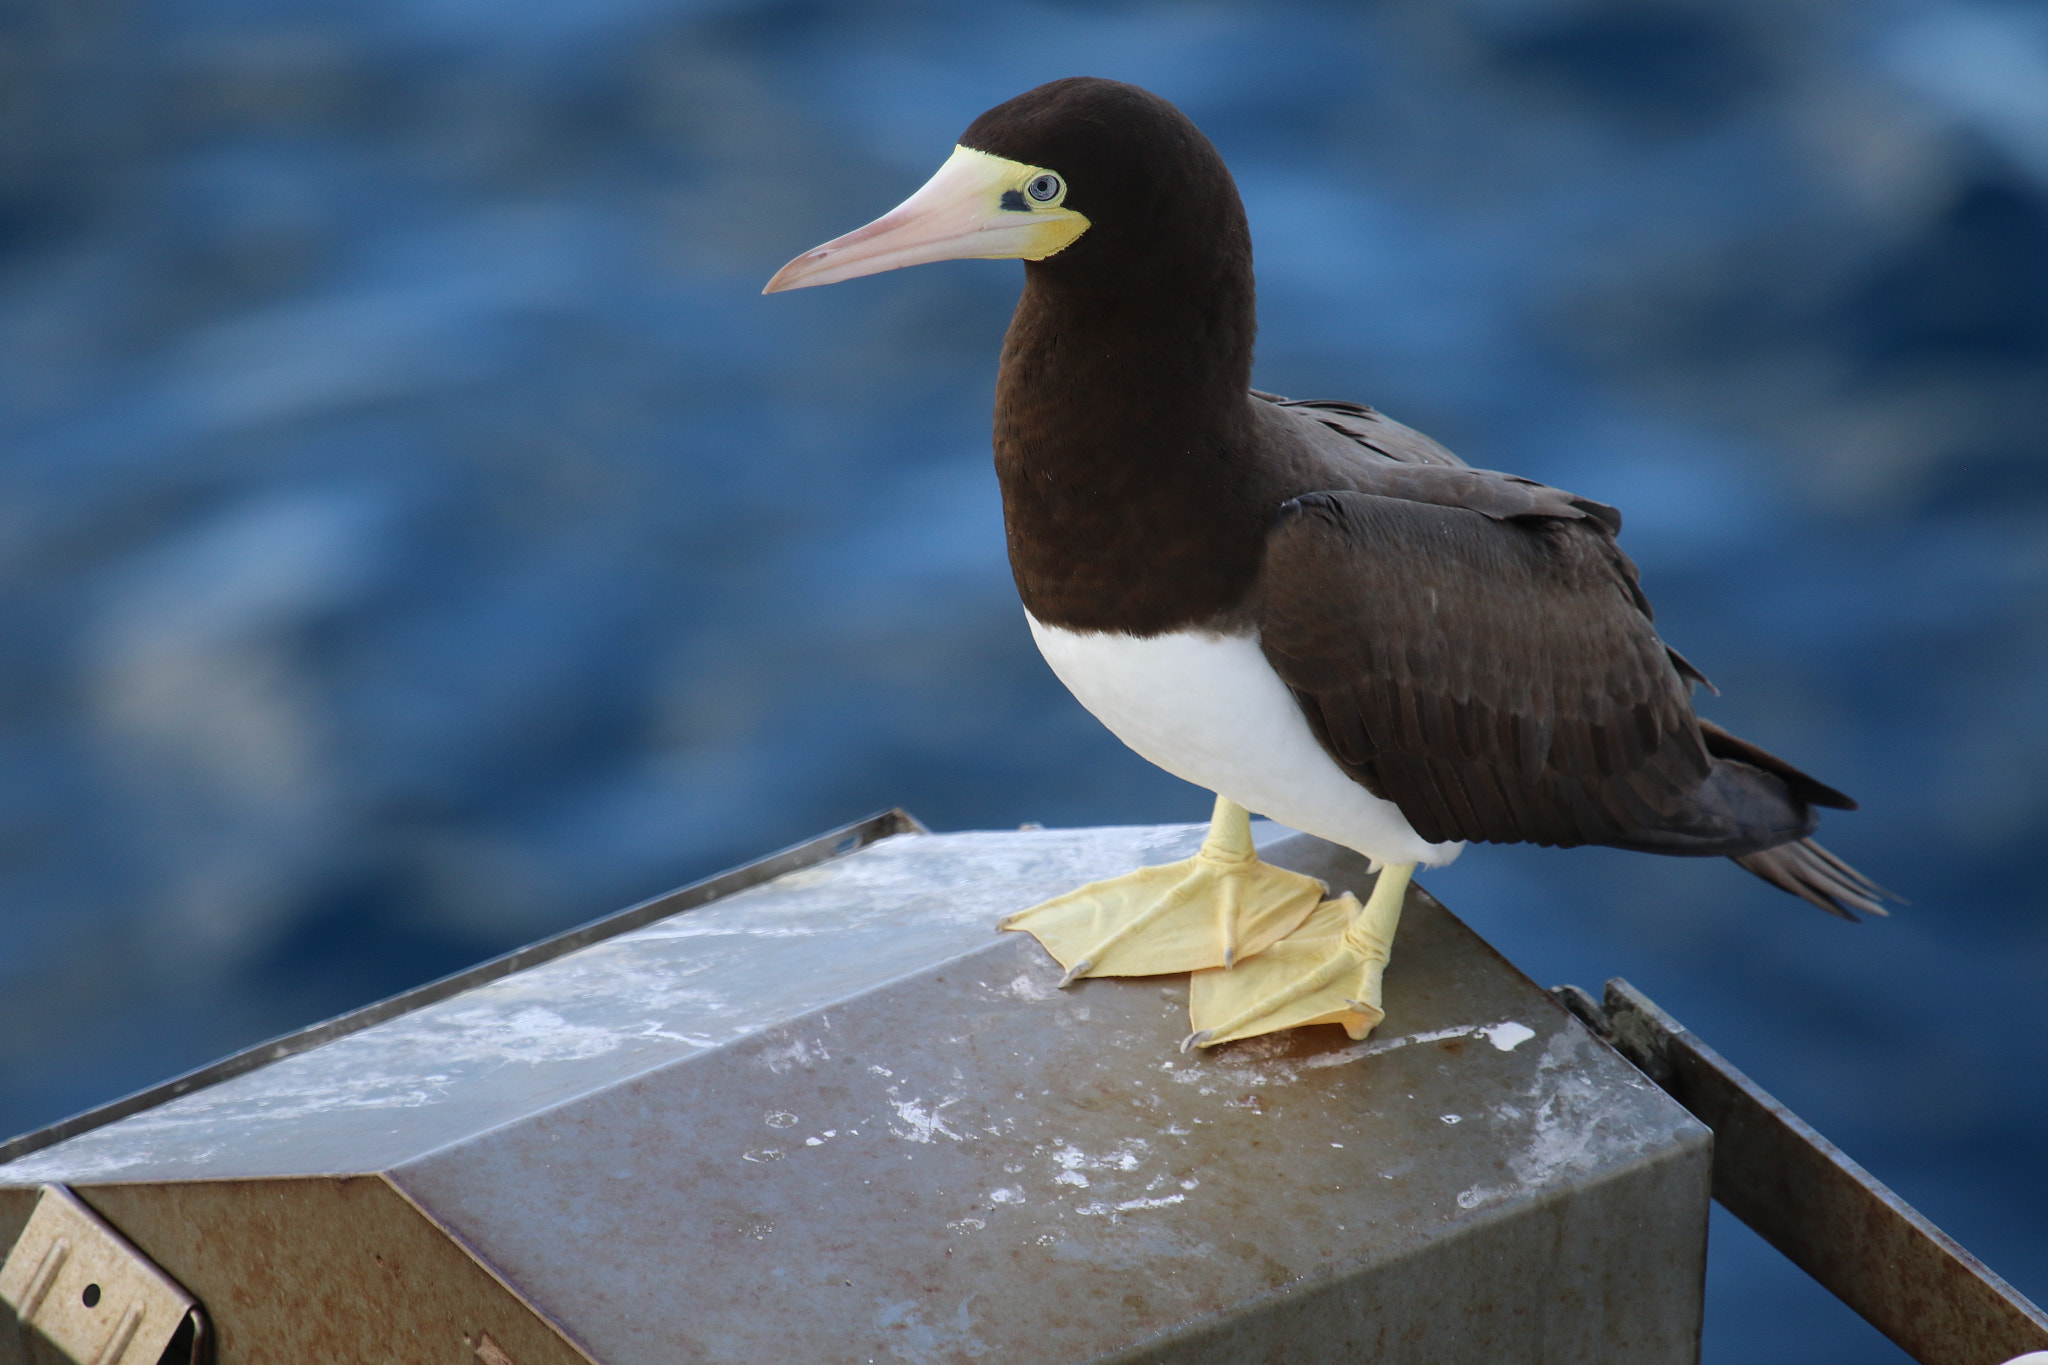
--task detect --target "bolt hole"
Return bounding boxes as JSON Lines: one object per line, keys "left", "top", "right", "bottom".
{"left": 81, "top": 1283, "right": 101, "bottom": 1308}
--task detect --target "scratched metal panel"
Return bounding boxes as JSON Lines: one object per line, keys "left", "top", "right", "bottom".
{"left": 386, "top": 832, "right": 1710, "bottom": 1365}
{"left": 0, "top": 810, "right": 924, "bottom": 1172}
{"left": 0, "top": 825, "right": 1210, "bottom": 1186}
{"left": 2, "top": 826, "right": 1711, "bottom": 1363}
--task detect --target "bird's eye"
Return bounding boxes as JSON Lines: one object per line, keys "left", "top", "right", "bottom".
{"left": 1026, "top": 173, "right": 1062, "bottom": 203}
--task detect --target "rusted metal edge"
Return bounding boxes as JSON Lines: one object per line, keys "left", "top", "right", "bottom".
{"left": 379, "top": 1173, "right": 603, "bottom": 1365}
{"left": 0, "top": 809, "right": 928, "bottom": 1167}
{"left": 1554, "top": 978, "right": 2048, "bottom": 1365}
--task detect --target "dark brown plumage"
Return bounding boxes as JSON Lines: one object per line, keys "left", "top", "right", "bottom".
{"left": 964, "top": 77, "right": 1889, "bottom": 918}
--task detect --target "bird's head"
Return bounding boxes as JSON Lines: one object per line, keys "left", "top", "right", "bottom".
{"left": 763, "top": 77, "right": 1240, "bottom": 294}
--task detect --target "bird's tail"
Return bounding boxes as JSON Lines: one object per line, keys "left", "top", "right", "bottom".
{"left": 1695, "top": 718, "right": 1898, "bottom": 919}
{"left": 1731, "top": 838, "right": 1897, "bottom": 920}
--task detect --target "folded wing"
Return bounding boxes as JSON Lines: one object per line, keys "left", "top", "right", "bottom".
{"left": 1259, "top": 481, "right": 1731, "bottom": 851}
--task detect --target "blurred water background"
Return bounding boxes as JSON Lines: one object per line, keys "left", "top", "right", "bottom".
{"left": 2, "top": 0, "right": 2044, "bottom": 1357}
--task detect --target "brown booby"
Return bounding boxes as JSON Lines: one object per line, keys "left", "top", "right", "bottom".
{"left": 765, "top": 77, "right": 1889, "bottom": 1049}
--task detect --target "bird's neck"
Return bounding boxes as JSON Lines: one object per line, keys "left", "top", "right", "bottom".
{"left": 993, "top": 258, "right": 1267, "bottom": 634}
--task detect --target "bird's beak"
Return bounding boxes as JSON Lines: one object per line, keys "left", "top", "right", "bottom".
{"left": 763, "top": 145, "right": 1090, "bottom": 293}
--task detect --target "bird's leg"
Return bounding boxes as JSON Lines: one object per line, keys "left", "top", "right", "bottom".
{"left": 999, "top": 795, "right": 1327, "bottom": 983}
{"left": 1182, "top": 861, "right": 1415, "bottom": 1049}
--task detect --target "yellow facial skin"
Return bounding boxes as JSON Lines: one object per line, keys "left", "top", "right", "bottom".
{"left": 763, "top": 146, "right": 1091, "bottom": 293}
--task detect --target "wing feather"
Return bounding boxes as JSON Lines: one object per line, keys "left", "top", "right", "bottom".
{"left": 1258, "top": 486, "right": 1710, "bottom": 848}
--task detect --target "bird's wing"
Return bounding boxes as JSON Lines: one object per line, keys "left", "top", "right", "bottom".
{"left": 1257, "top": 479, "right": 1712, "bottom": 848}
{"left": 1252, "top": 391, "right": 1468, "bottom": 469}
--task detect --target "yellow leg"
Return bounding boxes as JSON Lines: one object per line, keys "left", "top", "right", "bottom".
{"left": 999, "top": 795, "right": 1327, "bottom": 982}
{"left": 1183, "top": 861, "right": 1414, "bottom": 1050}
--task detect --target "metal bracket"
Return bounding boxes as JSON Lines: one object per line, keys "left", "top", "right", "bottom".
{"left": 0, "top": 1186, "right": 205, "bottom": 1365}
{"left": 1556, "top": 978, "right": 2048, "bottom": 1365}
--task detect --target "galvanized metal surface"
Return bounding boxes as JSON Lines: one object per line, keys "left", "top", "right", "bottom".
{"left": 4, "top": 823, "right": 1714, "bottom": 1364}
{"left": 383, "top": 888, "right": 1707, "bottom": 1365}
{"left": 0, "top": 1186, "right": 202, "bottom": 1365}
{"left": 0, "top": 809, "right": 924, "bottom": 1169}
{"left": 1558, "top": 978, "right": 2048, "bottom": 1365}
{"left": 0, "top": 822, "right": 1199, "bottom": 1188}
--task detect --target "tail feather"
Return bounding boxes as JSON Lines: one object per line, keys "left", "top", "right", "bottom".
{"left": 1698, "top": 719, "right": 1855, "bottom": 810}
{"left": 1732, "top": 838, "right": 1899, "bottom": 920}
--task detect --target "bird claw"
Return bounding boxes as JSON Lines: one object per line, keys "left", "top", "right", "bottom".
{"left": 1186, "top": 864, "right": 1414, "bottom": 1048}
{"left": 1000, "top": 802, "right": 1324, "bottom": 982}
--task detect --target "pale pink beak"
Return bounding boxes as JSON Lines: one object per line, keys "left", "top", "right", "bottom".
{"left": 764, "top": 146, "right": 1089, "bottom": 294}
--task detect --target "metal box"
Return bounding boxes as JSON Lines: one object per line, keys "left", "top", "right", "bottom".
{"left": 2, "top": 820, "right": 1711, "bottom": 1364}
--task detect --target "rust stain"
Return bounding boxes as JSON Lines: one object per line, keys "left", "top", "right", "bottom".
{"left": 73, "top": 1177, "right": 593, "bottom": 1365}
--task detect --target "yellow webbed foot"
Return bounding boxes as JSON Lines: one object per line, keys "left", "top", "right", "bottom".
{"left": 1000, "top": 796, "right": 1326, "bottom": 982}
{"left": 1183, "top": 861, "right": 1414, "bottom": 1050}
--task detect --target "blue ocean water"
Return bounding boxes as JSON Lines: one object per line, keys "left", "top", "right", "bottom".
{"left": 1, "top": 1, "right": 2043, "bottom": 1358}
